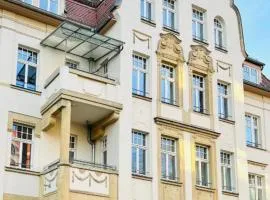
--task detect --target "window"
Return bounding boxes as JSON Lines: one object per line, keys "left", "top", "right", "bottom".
{"left": 245, "top": 114, "right": 261, "bottom": 148}
{"left": 16, "top": 47, "right": 38, "bottom": 91}
{"left": 132, "top": 54, "right": 148, "bottom": 96}
{"left": 214, "top": 19, "right": 225, "bottom": 49}
{"left": 102, "top": 136, "right": 107, "bottom": 166}
{"left": 192, "top": 9, "right": 205, "bottom": 41}
{"left": 249, "top": 174, "right": 264, "bottom": 200}
{"left": 65, "top": 59, "right": 79, "bottom": 69}
{"left": 161, "top": 64, "right": 176, "bottom": 104}
{"left": 221, "top": 152, "right": 234, "bottom": 192}
{"left": 22, "top": 0, "right": 32, "bottom": 5}
{"left": 161, "top": 137, "right": 177, "bottom": 181}
{"left": 193, "top": 74, "right": 206, "bottom": 113}
{"left": 243, "top": 65, "right": 259, "bottom": 84}
{"left": 163, "top": 0, "right": 176, "bottom": 30}
{"left": 39, "top": 0, "right": 58, "bottom": 13}
{"left": 196, "top": 145, "right": 210, "bottom": 187}
{"left": 132, "top": 131, "right": 147, "bottom": 175}
{"left": 141, "top": 0, "right": 152, "bottom": 21}
{"left": 10, "top": 124, "right": 33, "bottom": 169}
{"left": 218, "top": 82, "right": 230, "bottom": 119}
{"left": 69, "top": 135, "right": 77, "bottom": 162}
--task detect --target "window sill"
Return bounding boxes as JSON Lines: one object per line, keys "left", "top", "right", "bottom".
{"left": 222, "top": 191, "right": 239, "bottom": 197}
{"left": 195, "top": 185, "right": 215, "bottom": 193}
{"left": 5, "top": 166, "right": 40, "bottom": 176}
{"left": 10, "top": 84, "right": 41, "bottom": 96}
{"left": 161, "top": 101, "right": 179, "bottom": 108}
{"left": 132, "top": 93, "right": 152, "bottom": 102}
{"left": 215, "top": 46, "right": 228, "bottom": 53}
{"left": 192, "top": 38, "right": 209, "bottom": 46}
{"left": 132, "top": 174, "right": 152, "bottom": 181}
{"left": 246, "top": 144, "right": 266, "bottom": 151}
{"left": 161, "top": 179, "right": 183, "bottom": 186}
{"left": 193, "top": 110, "right": 210, "bottom": 116}
{"left": 163, "top": 26, "right": 180, "bottom": 35}
{"left": 141, "top": 18, "right": 156, "bottom": 27}
{"left": 219, "top": 118, "right": 235, "bottom": 125}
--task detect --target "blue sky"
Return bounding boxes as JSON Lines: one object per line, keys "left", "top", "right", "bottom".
{"left": 235, "top": 0, "right": 270, "bottom": 77}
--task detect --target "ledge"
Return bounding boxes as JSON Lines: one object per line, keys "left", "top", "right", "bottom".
{"left": 132, "top": 174, "right": 152, "bottom": 181}
{"left": 132, "top": 94, "right": 152, "bottom": 102}
{"left": 70, "top": 190, "right": 109, "bottom": 198}
{"left": 5, "top": 166, "right": 40, "bottom": 176}
{"left": 222, "top": 191, "right": 239, "bottom": 197}
{"left": 247, "top": 144, "right": 266, "bottom": 151}
{"left": 161, "top": 101, "right": 180, "bottom": 108}
{"left": 195, "top": 185, "right": 215, "bottom": 193}
{"left": 161, "top": 179, "right": 183, "bottom": 187}
{"left": 193, "top": 110, "right": 210, "bottom": 116}
{"left": 141, "top": 18, "right": 156, "bottom": 27}
{"left": 163, "top": 26, "right": 180, "bottom": 35}
{"left": 10, "top": 84, "right": 41, "bottom": 96}
{"left": 154, "top": 117, "right": 221, "bottom": 139}
{"left": 247, "top": 160, "right": 268, "bottom": 168}
{"left": 215, "top": 46, "right": 228, "bottom": 53}
{"left": 192, "top": 38, "right": 209, "bottom": 46}
{"left": 219, "top": 118, "right": 235, "bottom": 125}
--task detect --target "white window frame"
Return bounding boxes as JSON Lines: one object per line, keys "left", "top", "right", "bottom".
{"left": 10, "top": 123, "right": 34, "bottom": 169}
{"left": 161, "top": 64, "right": 176, "bottom": 104}
{"left": 132, "top": 130, "right": 148, "bottom": 175}
{"left": 132, "top": 54, "right": 148, "bottom": 97}
{"left": 192, "top": 9, "right": 205, "bottom": 41}
{"left": 220, "top": 151, "right": 235, "bottom": 192}
{"left": 193, "top": 74, "right": 206, "bottom": 113}
{"left": 161, "top": 137, "right": 177, "bottom": 181}
{"left": 141, "top": 0, "right": 152, "bottom": 21}
{"left": 196, "top": 145, "right": 210, "bottom": 187}
{"left": 214, "top": 18, "right": 225, "bottom": 48}
{"left": 218, "top": 82, "right": 230, "bottom": 119}
{"left": 243, "top": 65, "right": 259, "bottom": 84}
{"left": 245, "top": 114, "right": 261, "bottom": 148}
{"left": 39, "top": 0, "right": 59, "bottom": 14}
{"left": 249, "top": 174, "right": 264, "bottom": 200}
{"left": 69, "top": 135, "right": 77, "bottom": 162}
{"left": 163, "top": 0, "right": 176, "bottom": 30}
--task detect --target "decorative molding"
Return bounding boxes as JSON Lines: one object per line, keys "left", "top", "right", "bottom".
{"left": 247, "top": 160, "right": 268, "bottom": 169}
{"left": 222, "top": 191, "right": 239, "bottom": 197}
{"left": 133, "top": 30, "right": 151, "bottom": 49}
{"left": 188, "top": 45, "right": 214, "bottom": 73}
{"left": 43, "top": 169, "right": 58, "bottom": 195}
{"left": 216, "top": 61, "right": 232, "bottom": 76}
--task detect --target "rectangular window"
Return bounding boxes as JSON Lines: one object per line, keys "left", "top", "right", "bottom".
{"left": 132, "top": 54, "right": 148, "bottom": 96}
{"left": 16, "top": 47, "right": 38, "bottom": 91}
{"left": 249, "top": 174, "right": 264, "bottom": 200}
{"left": 196, "top": 145, "right": 210, "bottom": 187}
{"left": 141, "top": 0, "right": 152, "bottom": 21}
{"left": 10, "top": 124, "right": 33, "bottom": 169}
{"left": 163, "top": 0, "right": 176, "bottom": 30}
{"left": 65, "top": 59, "right": 79, "bottom": 69}
{"left": 102, "top": 136, "right": 107, "bottom": 166}
{"left": 221, "top": 152, "right": 234, "bottom": 192}
{"left": 218, "top": 82, "right": 230, "bottom": 119}
{"left": 161, "top": 137, "right": 177, "bottom": 181}
{"left": 22, "top": 0, "right": 33, "bottom": 4}
{"left": 245, "top": 114, "right": 261, "bottom": 148}
{"left": 243, "top": 66, "right": 259, "bottom": 84}
{"left": 69, "top": 135, "right": 77, "bottom": 162}
{"left": 193, "top": 74, "right": 205, "bottom": 113}
{"left": 192, "top": 9, "right": 205, "bottom": 41}
{"left": 132, "top": 130, "right": 147, "bottom": 175}
{"left": 161, "top": 64, "right": 176, "bottom": 104}
{"left": 39, "top": 0, "right": 58, "bottom": 13}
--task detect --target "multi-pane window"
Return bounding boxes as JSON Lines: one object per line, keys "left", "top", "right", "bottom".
{"left": 102, "top": 136, "right": 107, "bottom": 166}
{"left": 10, "top": 124, "right": 33, "bottom": 169}
{"left": 69, "top": 135, "right": 77, "bottom": 162}
{"left": 221, "top": 152, "right": 234, "bottom": 192}
{"left": 245, "top": 114, "right": 261, "bottom": 148}
{"left": 193, "top": 74, "right": 205, "bottom": 113}
{"left": 132, "top": 54, "right": 148, "bottom": 96}
{"left": 161, "top": 137, "right": 177, "bottom": 181}
{"left": 243, "top": 66, "right": 259, "bottom": 84}
{"left": 141, "top": 0, "right": 152, "bottom": 21}
{"left": 196, "top": 145, "right": 210, "bottom": 187}
{"left": 192, "top": 9, "right": 205, "bottom": 41}
{"left": 249, "top": 174, "right": 264, "bottom": 200}
{"left": 39, "top": 0, "right": 58, "bottom": 14}
{"left": 218, "top": 82, "right": 230, "bottom": 119}
{"left": 214, "top": 19, "right": 224, "bottom": 48}
{"left": 16, "top": 47, "right": 38, "bottom": 91}
{"left": 163, "top": 0, "right": 176, "bottom": 30}
{"left": 132, "top": 131, "right": 147, "bottom": 175}
{"left": 161, "top": 64, "right": 176, "bottom": 104}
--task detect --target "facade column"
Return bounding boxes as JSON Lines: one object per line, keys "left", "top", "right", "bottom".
{"left": 57, "top": 100, "right": 71, "bottom": 200}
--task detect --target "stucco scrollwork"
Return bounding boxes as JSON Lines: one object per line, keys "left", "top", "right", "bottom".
{"left": 188, "top": 45, "right": 214, "bottom": 73}
{"left": 44, "top": 169, "right": 58, "bottom": 195}
{"left": 157, "top": 33, "right": 185, "bottom": 63}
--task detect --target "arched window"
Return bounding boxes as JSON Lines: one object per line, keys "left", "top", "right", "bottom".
{"left": 214, "top": 18, "right": 225, "bottom": 49}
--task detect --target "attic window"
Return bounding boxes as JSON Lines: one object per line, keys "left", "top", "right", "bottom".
{"left": 243, "top": 65, "right": 259, "bottom": 84}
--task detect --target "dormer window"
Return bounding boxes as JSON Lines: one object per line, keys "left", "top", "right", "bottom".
{"left": 243, "top": 65, "right": 259, "bottom": 84}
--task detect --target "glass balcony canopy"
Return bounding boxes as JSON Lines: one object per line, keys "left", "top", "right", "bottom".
{"left": 41, "top": 21, "right": 124, "bottom": 61}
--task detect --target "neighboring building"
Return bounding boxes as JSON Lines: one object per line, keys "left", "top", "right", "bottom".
{"left": 0, "top": 0, "right": 269, "bottom": 200}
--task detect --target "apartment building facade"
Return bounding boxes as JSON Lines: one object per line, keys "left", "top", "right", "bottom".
{"left": 0, "top": 0, "right": 269, "bottom": 200}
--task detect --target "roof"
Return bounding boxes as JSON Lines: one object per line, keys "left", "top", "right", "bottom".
{"left": 245, "top": 56, "right": 265, "bottom": 69}
{"left": 244, "top": 73, "right": 270, "bottom": 96}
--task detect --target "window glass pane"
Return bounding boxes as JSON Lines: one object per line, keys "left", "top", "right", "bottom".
{"left": 196, "top": 161, "right": 200, "bottom": 184}
{"left": 201, "top": 162, "right": 208, "bottom": 186}
{"left": 21, "top": 143, "right": 31, "bottom": 169}
{"left": 192, "top": 21, "right": 196, "bottom": 37}
{"left": 226, "top": 167, "right": 232, "bottom": 190}
{"left": 258, "top": 188, "right": 263, "bottom": 200}
{"left": 132, "top": 69, "right": 138, "bottom": 94}
{"left": 139, "top": 71, "right": 146, "bottom": 95}
{"left": 16, "top": 62, "right": 26, "bottom": 88}
{"left": 163, "top": 9, "right": 167, "bottom": 26}
{"left": 161, "top": 153, "right": 166, "bottom": 178}
{"left": 168, "top": 155, "right": 175, "bottom": 179}
{"left": 10, "top": 140, "right": 20, "bottom": 167}
{"left": 146, "top": 2, "right": 151, "bottom": 19}
{"left": 40, "top": 0, "right": 48, "bottom": 10}
{"left": 140, "top": 0, "right": 144, "bottom": 17}
{"left": 249, "top": 187, "right": 256, "bottom": 200}
{"left": 199, "top": 23, "right": 204, "bottom": 39}
{"left": 139, "top": 149, "right": 146, "bottom": 174}
{"left": 27, "top": 66, "right": 37, "bottom": 90}
{"left": 132, "top": 147, "right": 137, "bottom": 173}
